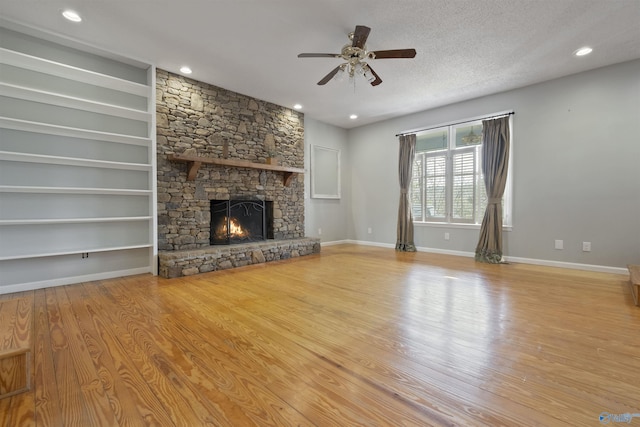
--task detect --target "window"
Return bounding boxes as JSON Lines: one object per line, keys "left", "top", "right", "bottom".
{"left": 411, "top": 119, "right": 512, "bottom": 226}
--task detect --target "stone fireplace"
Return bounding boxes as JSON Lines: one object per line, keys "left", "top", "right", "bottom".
{"left": 156, "top": 69, "right": 319, "bottom": 278}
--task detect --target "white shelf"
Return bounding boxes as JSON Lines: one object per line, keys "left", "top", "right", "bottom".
{"left": 0, "top": 151, "right": 151, "bottom": 171}
{"left": 0, "top": 216, "right": 152, "bottom": 225}
{"left": 0, "top": 47, "right": 150, "bottom": 97}
{"left": 0, "top": 185, "right": 152, "bottom": 196}
{"left": 0, "top": 82, "right": 151, "bottom": 122}
{"left": 0, "top": 117, "right": 151, "bottom": 147}
{"left": 0, "top": 244, "right": 153, "bottom": 261}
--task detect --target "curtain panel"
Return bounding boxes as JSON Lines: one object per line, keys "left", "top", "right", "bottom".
{"left": 396, "top": 134, "right": 417, "bottom": 252}
{"left": 475, "top": 116, "right": 510, "bottom": 263}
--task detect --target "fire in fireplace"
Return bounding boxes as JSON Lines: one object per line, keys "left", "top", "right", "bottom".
{"left": 210, "top": 199, "right": 273, "bottom": 245}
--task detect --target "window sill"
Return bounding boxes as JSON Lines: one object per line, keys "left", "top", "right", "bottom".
{"left": 413, "top": 221, "right": 513, "bottom": 232}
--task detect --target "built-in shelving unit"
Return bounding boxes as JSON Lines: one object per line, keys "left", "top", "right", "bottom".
{"left": 168, "top": 153, "right": 305, "bottom": 186}
{"left": 0, "top": 24, "right": 156, "bottom": 294}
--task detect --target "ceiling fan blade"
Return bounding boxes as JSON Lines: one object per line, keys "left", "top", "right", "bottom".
{"left": 352, "top": 25, "right": 371, "bottom": 49}
{"left": 371, "top": 49, "right": 417, "bottom": 59}
{"left": 317, "top": 65, "right": 343, "bottom": 85}
{"left": 366, "top": 65, "right": 383, "bottom": 86}
{"left": 298, "top": 53, "right": 341, "bottom": 58}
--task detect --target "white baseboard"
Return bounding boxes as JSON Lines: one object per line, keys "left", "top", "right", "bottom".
{"left": 415, "top": 246, "right": 475, "bottom": 258}
{"left": 345, "top": 239, "right": 395, "bottom": 249}
{"left": 320, "top": 239, "right": 353, "bottom": 247}
{"left": 502, "top": 256, "right": 628, "bottom": 275}
{"left": 0, "top": 267, "right": 152, "bottom": 295}
{"left": 333, "top": 240, "right": 628, "bottom": 275}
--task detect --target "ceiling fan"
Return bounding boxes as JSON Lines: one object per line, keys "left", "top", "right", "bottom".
{"left": 298, "top": 25, "right": 417, "bottom": 87}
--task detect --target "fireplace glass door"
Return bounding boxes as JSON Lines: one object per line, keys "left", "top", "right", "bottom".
{"left": 210, "top": 199, "right": 266, "bottom": 245}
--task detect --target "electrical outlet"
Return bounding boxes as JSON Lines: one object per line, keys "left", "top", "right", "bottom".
{"left": 444, "top": 232, "right": 450, "bottom": 241}
{"left": 555, "top": 240, "right": 563, "bottom": 250}
{"left": 318, "top": 228, "right": 322, "bottom": 235}
{"left": 367, "top": 227, "right": 372, "bottom": 234}
{"left": 582, "top": 241, "right": 591, "bottom": 252}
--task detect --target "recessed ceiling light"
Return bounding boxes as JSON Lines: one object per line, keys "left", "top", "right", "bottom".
{"left": 293, "top": 104, "right": 303, "bottom": 110}
{"left": 574, "top": 47, "right": 593, "bottom": 57}
{"left": 62, "top": 9, "right": 82, "bottom": 22}
{"left": 179, "top": 66, "right": 192, "bottom": 74}
{"left": 349, "top": 114, "right": 358, "bottom": 120}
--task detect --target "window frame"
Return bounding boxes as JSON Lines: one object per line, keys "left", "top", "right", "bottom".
{"left": 411, "top": 117, "right": 513, "bottom": 229}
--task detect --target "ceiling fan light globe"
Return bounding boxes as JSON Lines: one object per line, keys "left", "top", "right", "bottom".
{"left": 364, "top": 70, "right": 375, "bottom": 83}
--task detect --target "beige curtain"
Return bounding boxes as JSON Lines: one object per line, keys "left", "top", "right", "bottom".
{"left": 396, "top": 134, "right": 416, "bottom": 252}
{"left": 475, "top": 116, "right": 510, "bottom": 263}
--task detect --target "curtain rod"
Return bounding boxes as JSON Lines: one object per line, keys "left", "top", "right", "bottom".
{"left": 395, "top": 111, "right": 515, "bottom": 137}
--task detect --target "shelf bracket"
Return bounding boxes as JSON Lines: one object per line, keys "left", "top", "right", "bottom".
{"left": 283, "top": 172, "right": 295, "bottom": 187}
{"left": 187, "top": 161, "right": 201, "bottom": 181}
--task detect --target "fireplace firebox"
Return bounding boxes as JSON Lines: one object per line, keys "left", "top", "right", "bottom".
{"left": 210, "top": 199, "right": 273, "bottom": 245}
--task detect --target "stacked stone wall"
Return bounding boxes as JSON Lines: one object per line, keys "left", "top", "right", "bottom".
{"left": 156, "top": 69, "right": 305, "bottom": 251}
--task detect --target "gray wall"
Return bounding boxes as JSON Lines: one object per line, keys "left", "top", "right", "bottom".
{"left": 308, "top": 59, "right": 640, "bottom": 269}
{"left": 304, "top": 117, "right": 350, "bottom": 243}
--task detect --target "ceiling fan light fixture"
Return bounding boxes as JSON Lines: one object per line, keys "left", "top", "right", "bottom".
{"left": 298, "top": 25, "right": 416, "bottom": 87}
{"left": 461, "top": 126, "right": 483, "bottom": 144}
{"left": 362, "top": 64, "right": 375, "bottom": 83}
{"left": 334, "top": 64, "right": 348, "bottom": 83}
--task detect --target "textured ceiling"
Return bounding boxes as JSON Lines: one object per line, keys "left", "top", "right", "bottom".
{"left": 1, "top": 0, "right": 639, "bottom": 129}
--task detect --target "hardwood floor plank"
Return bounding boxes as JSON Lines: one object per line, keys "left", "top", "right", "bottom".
{"left": 89, "top": 278, "right": 271, "bottom": 426}
{"left": 45, "top": 287, "right": 92, "bottom": 425}
{"left": 2, "top": 294, "right": 35, "bottom": 425}
{"left": 54, "top": 285, "right": 122, "bottom": 426}
{"left": 63, "top": 282, "right": 175, "bottom": 427}
{"left": 2, "top": 244, "right": 638, "bottom": 426}
{"left": 139, "top": 277, "right": 439, "bottom": 426}
{"left": 0, "top": 299, "right": 19, "bottom": 353}
{"left": 245, "top": 263, "right": 639, "bottom": 405}
{"left": 0, "top": 298, "right": 18, "bottom": 427}
{"left": 168, "top": 270, "right": 522, "bottom": 426}
{"left": 81, "top": 280, "right": 228, "bottom": 426}
{"left": 0, "top": 399, "right": 10, "bottom": 426}
{"left": 104, "top": 277, "right": 315, "bottom": 427}
{"left": 33, "top": 289, "right": 63, "bottom": 427}
{"left": 233, "top": 287, "right": 571, "bottom": 426}
{"left": 218, "top": 249, "right": 636, "bottom": 426}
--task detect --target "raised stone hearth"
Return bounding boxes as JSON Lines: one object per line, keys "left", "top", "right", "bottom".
{"left": 158, "top": 238, "right": 320, "bottom": 279}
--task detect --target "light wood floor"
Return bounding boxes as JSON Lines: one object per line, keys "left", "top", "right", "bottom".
{"left": 2, "top": 244, "right": 639, "bottom": 426}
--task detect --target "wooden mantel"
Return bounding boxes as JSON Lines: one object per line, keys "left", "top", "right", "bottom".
{"left": 168, "top": 153, "right": 305, "bottom": 186}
